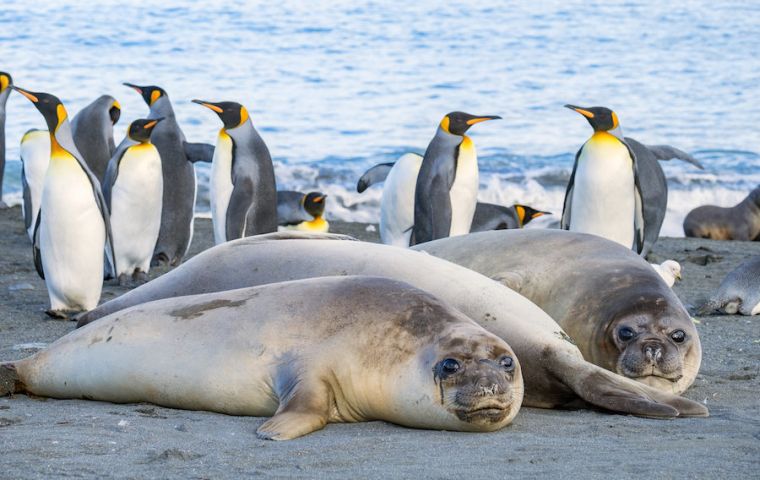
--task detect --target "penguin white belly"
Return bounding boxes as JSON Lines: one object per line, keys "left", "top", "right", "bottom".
{"left": 380, "top": 153, "right": 422, "bottom": 247}
{"left": 20, "top": 130, "right": 50, "bottom": 240}
{"left": 448, "top": 137, "right": 478, "bottom": 237}
{"left": 110, "top": 145, "right": 163, "bottom": 276}
{"left": 210, "top": 132, "right": 234, "bottom": 245}
{"left": 570, "top": 134, "right": 635, "bottom": 248}
{"left": 41, "top": 154, "right": 105, "bottom": 312}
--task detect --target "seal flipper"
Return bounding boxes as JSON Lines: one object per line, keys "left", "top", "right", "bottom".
{"left": 0, "top": 363, "right": 21, "bottom": 396}
{"left": 256, "top": 377, "right": 330, "bottom": 441}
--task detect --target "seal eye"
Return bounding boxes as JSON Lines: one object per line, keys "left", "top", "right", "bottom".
{"left": 671, "top": 330, "right": 686, "bottom": 343}
{"left": 618, "top": 327, "right": 636, "bottom": 341}
{"left": 499, "top": 356, "right": 515, "bottom": 372}
{"left": 440, "top": 358, "right": 460, "bottom": 375}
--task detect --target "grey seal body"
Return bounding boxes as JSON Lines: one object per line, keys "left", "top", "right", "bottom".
{"left": 414, "top": 229, "right": 702, "bottom": 395}
{"left": 0, "top": 72, "right": 11, "bottom": 206}
{"left": 699, "top": 256, "right": 760, "bottom": 315}
{"left": 3, "top": 276, "right": 523, "bottom": 440}
{"left": 683, "top": 186, "right": 760, "bottom": 241}
{"left": 71, "top": 95, "right": 120, "bottom": 182}
{"left": 77, "top": 232, "right": 707, "bottom": 419}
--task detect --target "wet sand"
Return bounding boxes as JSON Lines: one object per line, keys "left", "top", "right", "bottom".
{"left": 0, "top": 207, "right": 758, "bottom": 479}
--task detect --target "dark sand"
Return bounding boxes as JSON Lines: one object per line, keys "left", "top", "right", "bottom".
{"left": 0, "top": 207, "right": 758, "bottom": 479}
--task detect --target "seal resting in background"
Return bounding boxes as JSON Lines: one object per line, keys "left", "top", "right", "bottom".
{"left": 698, "top": 256, "right": 760, "bottom": 316}
{"left": 1, "top": 276, "right": 523, "bottom": 440}
{"left": 77, "top": 232, "right": 707, "bottom": 418}
{"left": 683, "top": 186, "right": 760, "bottom": 240}
{"left": 413, "top": 229, "right": 702, "bottom": 395}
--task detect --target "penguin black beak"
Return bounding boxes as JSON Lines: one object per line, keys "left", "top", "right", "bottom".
{"left": 466, "top": 115, "right": 501, "bottom": 126}
{"left": 10, "top": 86, "right": 39, "bottom": 103}
{"left": 564, "top": 104, "right": 595, "bottom": 119}
{"left": 191, "top": 99, "right": 224, "bottom": 113}
{"left": 123, "top": 82, "right": 143, "bottom": 94}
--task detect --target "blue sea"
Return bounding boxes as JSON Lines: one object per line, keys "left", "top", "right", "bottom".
{"left": 2, "top": 1, "right": 759, "bottom": 235}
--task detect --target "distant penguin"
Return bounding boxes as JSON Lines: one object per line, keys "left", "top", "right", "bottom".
{"left": 411, "top": 112, "right": 500, "bottom": 245}
{"left": 19, "top": 129, "right": 50, "bottom": 240}
{"left": 102, "top": 119, "right": 164, "bottom": 286}
{"left": 193, "top": 99, "right": 277, "bottom": 244}
{"left": 12, "top": 86, "right": 114, "bottom": 318}
{"left": 470, "top": 203, "right": 550, "bottom": 232}
{"left": 277, "top": 191, "right": 329, "bottom": 232}
{"left": 0, "top": 71, "right": 11, "bottom": 207}
{"left": 683, "top": 186, "right": 760, "bottom": 241}
{"left": 561, "top": 104, "right": 703, "bottom": 257}
{"left": 71, "top": 95, "right": 120, "bottom": 182}
{"left": 124, "top": 83, "right": 214, "bottom": 266}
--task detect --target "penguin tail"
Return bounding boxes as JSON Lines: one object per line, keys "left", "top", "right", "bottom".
{"left": 0, "top": 362, "right": 22, "bottom": 397}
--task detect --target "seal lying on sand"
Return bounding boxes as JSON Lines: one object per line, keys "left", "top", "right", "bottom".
{"left": 77, "top": 232, "right": 707, "bottom": 418}
{"left": 1, "top": 276, "right": 523, "bottom": 440}
{"left": 413, "top": 230, "right": 702, "bottom": 395}
{"left": 698, "top": 256, "right": 760, "bottom": 316}
{"left": 683, "top": 186, "right": 760, "bottom": 240}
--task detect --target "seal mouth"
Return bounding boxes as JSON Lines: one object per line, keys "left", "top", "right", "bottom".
{"left": 454, "top": 398, "right": 512, "bottom": 424}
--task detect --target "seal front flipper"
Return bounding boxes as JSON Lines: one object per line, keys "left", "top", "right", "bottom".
{"left": 183, "top": 141, "right": 215, "bottom": 163}
{"left": 256, "top": 374, "right": 331, "bottom": 441}
{"left": 357, "top": 162, "right": 394, "bottom": 193}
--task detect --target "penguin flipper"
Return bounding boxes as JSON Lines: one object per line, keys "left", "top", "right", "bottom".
{"left": 357, "top": 162, "right": 394, "bottom": 193}
{"left": 226, "top": 178, "right": 255, "bottom": 240}
{"left": 21, "top": 162, "right": 32, "bottom": 233}
{"left": 560, "top": 150, "right": 580, "bottom": 229}
{"left": 32, "top": 211, "right": 44, "bottom": 280}
{"left": 644, "top": 144, "right": 704, "bottom": 170}
{"left": 625, "top": 138, "right": 668, "bottom": 257}
{"left": 184, "top": 142, "right": 215, "bottom": 163}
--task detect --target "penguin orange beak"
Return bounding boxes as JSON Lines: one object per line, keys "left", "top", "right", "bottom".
{"left": 10, "top": 86, "right": 39, "bottom": 103}
{"left": 192, "top": 99, "right": 224, "bottom": 113}
{"left": 466, "top": 115, "right": 501, "bottom": 125}
{"left": 313, "top": 195, "right": 326, "bottom": 203}
{"left": 531, "top": 211, "right": 547, "bottom": 219}
{"left": 144, "top": 117, "right": 165, "bottom": 130}
{"left": 565, "top": 104, "right": 595, "bottom": 119}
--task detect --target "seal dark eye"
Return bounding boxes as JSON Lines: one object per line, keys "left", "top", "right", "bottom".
{"left": 670, "top": 330, "right": 686, "bottom": 343}
{"left": 499, "top": 356, "right": 515, "bottom": 372}
{"left": 440, "top": 358, "right": 460, "bottom": 375}
{"left": 618, "top": 327, "right": 636, "bottom": 341}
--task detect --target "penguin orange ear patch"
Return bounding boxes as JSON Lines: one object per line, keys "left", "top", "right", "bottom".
{"left": 611, "top": 111, "right": 619, "bottom": 129}
{"left": 0, "top": 75, "right": 8, "bottom": 92}
{"left": 150, "top": 90, "right": 161, "bottom": 105}
{"left": 440, "top": 116, "right": 451, "bottom": 133}
{"left": 56, "top": 103, "right": 68, "bottom": 127}
{"left": 239, "top": 106, "right": 249, "bottom": 126}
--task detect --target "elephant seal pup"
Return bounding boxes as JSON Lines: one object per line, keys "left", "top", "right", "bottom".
{"left": 77, "top": 232, "right": 707, "bottom": 418}
{"left": 698, "top": 256, "right": 760, "bottom": 316}
{"left": 683, "top": 186, "right": 760, "bottom": 240}
{"left": 414, "top": 229, "right": 702, "bottom": 395}
{"left": 2, "top": 276, "right": 523, "bottom": 440}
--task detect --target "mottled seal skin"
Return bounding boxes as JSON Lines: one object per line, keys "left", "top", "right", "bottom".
{"left": 414, "top": 229, "right": 702, "bottom": 395}
{"left": 684, "top": 186, "right": 760, "bottom": 241}
{"left": 699, "top": 256, "right": 760, "bottom": 316}
{"left": 77, "top": 232, "right": 707, "bottom": 419}
{"left": 2, "top": 276, "right": 522, "bottom": 440}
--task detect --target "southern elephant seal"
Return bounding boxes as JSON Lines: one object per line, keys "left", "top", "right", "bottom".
{"left": 77, "top": 232, "right": 707, "bottom": 418}
{"left": 2, "top": 276, "right": 523, "bottom": 440}
{"left": 698, "top": 256, "right": 760, "bottom": 315}
{"left": 413, "top": 229, "right": 702, "bottom": 395}
{"left": 683, "top": 186, "right": 760, "bottom": 241}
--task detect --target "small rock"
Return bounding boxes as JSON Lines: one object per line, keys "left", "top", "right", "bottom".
{"left": 117, "top": 419, "right": 129, "bottom": 427}
{"left": 365, "top": 224, "right": 376, "bottom": 232}
{"left": 8, "top": 283, "right": 34, "bottom": 291}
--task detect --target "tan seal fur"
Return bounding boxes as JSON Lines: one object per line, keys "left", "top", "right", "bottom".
{"left": 684, "top": 186, "right": 760, "bottom": 240}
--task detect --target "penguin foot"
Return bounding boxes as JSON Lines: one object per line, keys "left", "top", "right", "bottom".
{"left": 151, "top": 252, "right": 170, "bottom": 267}
{"left": 117, "top": 273, "right": 131, "bottom": 287}
{"left": 132, "top": 270, "right": 149, "bottom": 285}
{"left": 45, "top": 309, "right": 71, "bottom": 320}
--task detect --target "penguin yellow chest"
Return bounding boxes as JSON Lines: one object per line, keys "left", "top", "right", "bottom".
{"left": 210, "top": 130, "right": 234, "bottom": 245}
{"left": 448, "top": 136, "right": 479, "bottom": 236}
{"left": 570, "top": 132, "right": 635, "bottom": 248}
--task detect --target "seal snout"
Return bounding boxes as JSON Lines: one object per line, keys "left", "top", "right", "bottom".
{"left": 643, "top": 341, "right": 664, "bottom": 363}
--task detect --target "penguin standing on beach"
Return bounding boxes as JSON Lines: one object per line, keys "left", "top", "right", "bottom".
{"left": 0, "top": 71, "right": 12, "bottom": 207}
{"left": 19, "top": 129, "right": 50, "bottom": 240}
{"left": 561, "top": 104, "right": 703, "bottom": 256}
{"left": 124, "top": 83, "right": 214, "bottom": 266}
{"left": 193, "top": 99, "right": 277, "bottom": 244}
{"left": 12, "top": 86, "right": 114, "bottom": 318}
{"left": 277, "top": 191, "right": 329, "bottom": 232}
{"left": 411, "top": 112, "right": 500, "bottom": 245}
{"left": 102, "top": 118, "right": 164, "bottom": 286}
{"left": 71, "top": 95, "right": 121, "bottom": 182}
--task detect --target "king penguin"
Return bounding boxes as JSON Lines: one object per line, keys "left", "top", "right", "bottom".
{"left": 19, "top": 129, "right": 50, "bottom": 240}
{"left": 470, "top": 203, "right": 550, "bottom": 232}
{"left": 124, "top": 83, "right": 214, "bottom": 266}
{"left": 102, "top": 118, "right": 164, "bottom": 286}
{"left": 12, "top": 86, "right": 115, "bottom": 318}
{"left": 0, "top": 71, "right": 12, "bottom": 207}
{"left": 411, "top": 112, "right": 500, "bottom": 245}
{"left": 561, "top": 104, "right": 703, "bottom": 256}
{"left": 71, "top": 95, "right": 120, "bottom": 182}
{"left": 193, "top": 99, "right": 277, "bottom": 244}
{"left": 276, "top": 191, "right": 329, "bottom": 232}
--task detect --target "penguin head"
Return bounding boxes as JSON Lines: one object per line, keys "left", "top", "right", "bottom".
{"left": 11, "top": 86, "right": 68, "bottom": 133}
{"left": 302, "top": 192, "right": 327, "bottom": 218}
{"left": 0, "top": 72, "right": 12, "bottom": 93}
{"left": 564, "top": 105, "right": 620, "bottom": 132}
{"left": 124, "top": 83, "right": 167, "bottom": 106}
{"left": 127, "top": 118, "right": 164, "bottom": 143}
{"left": 440, "top": 112, "right": 501, "bottom": 136}
{"left": 192, "top": 100, "right": 250, "bottom": 129}
{"left": 109, "top": 100, "right": 121, "bottom": 125}
{"left": 512, "top": 204, "right": 551, "bottom": 227}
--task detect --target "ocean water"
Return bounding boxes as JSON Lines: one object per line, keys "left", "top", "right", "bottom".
{"left": 2, "top": 0, "right": 759, "bottom": 235}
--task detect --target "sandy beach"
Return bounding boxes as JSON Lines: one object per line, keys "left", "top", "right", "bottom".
{"left": 0, "top": 206, "right": 758, "bottom": 479}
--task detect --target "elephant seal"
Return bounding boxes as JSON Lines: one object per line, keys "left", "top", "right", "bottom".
{"left": 77, "top": 232, "right": 707, "bottom": 418}
{"left": 698, "top": 256, "right": 760, "bottom": 316}
{"left": 413, "top": 230, "right": 702, "bottom": 395}
{"left": 683, "top": 186, "right": 760, "bottom": 240}
{"left": 2, "top": 276, "right": 523, "bottom": 440}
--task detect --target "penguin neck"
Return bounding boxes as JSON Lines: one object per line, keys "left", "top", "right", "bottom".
{"left": 588, "top": 130, "right": 624, "bottom": 146}
{"left": 224, "top": 118, "right": 256, "bottom": 141}
{"left": 305, "top": 215, "right": 328, "bottom": 230}
{"left": 50, "top": 121, "right": 87, "bottom": 167}
{"left": 0, "top": 88, "right": 9, "bottom": 111}
{"left": 149, "top": 96, "right": 175, "bottom": 118}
